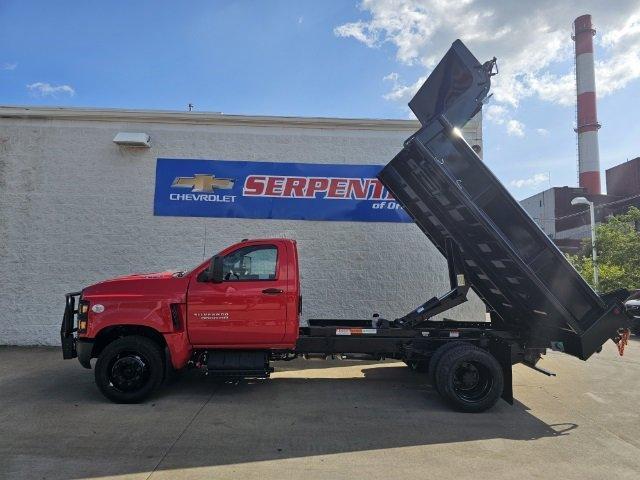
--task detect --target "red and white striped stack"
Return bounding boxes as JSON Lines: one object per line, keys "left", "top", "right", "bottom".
{"left": 573, "top": 14, "right": 601, "bottom": 195}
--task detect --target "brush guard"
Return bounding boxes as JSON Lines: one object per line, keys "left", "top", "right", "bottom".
{"left": 60, "top": 291, "right": 81, "bottom": 359}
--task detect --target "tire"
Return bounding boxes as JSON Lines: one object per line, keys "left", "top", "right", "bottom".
{"left": 434, "top": 345, "right": 503, "bottom": 413}
{"left": 404, "top": 359, "right": 429, "bottom": 373}
{"left": 95, "top": 336, "right": 164, "bottom": 403}
{"left": 428, "top": 341, "right": 468, "bottom": 388}
{"left": 163, "top": 363, "right": 181, "bottom": 385}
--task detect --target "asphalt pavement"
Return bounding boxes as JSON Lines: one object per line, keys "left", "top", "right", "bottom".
{"left": 1, "top": 340, "right": 639, "bottom": 480}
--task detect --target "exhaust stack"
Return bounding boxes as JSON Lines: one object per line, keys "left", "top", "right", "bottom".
{"left": 573, "top": 14, "right": 601, "bottom": 195}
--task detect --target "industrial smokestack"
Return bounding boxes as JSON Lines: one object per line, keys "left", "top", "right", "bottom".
{"left": 573, "top": 14, "right": 601, "bottom": 195}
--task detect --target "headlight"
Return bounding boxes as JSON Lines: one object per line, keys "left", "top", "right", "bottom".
{"left": 77, "top": 300, "right": 89, "bottom": 333}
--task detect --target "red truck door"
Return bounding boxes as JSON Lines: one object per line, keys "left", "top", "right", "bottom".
{"left": 187, "top": 242, "right": 288, "bottom": 347}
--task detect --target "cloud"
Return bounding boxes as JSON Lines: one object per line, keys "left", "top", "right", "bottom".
{"left": 485, "top": 104, "right": 525, "bottom": 136}
{"left": 526, "top": 71, "right": 576, "bottom": 106}
{"left": 2, "top": 62, "right": 17, "bottom": 71}
{"left": 27, "top": 82, "right": 75, "bottom": 97}
{"left": 335, "top": 0, "right": 640, "bottom": 126}
{"left": 506, "top": 119, "right": 525, "bottom": 137}
{"left": 334, "top": 20, "right": 379, "bottom": 47}
{"left": 510, "top": 173, "right": 550, "bottom": 188}
{"left": 484, "top": 104, "right": 508, "bottom": 124}
{"left": 536, "top": 128, "right": 550, "bottom": 136}
{"left": 382, "top": 72, "right": 398, "bottom": 82}
{"left": 382, "top": 72, "right": 426, "bottom": 102}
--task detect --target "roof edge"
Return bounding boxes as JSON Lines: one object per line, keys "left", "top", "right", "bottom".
{"left": 0, "top": 105, "right": 421, "bottom": 131}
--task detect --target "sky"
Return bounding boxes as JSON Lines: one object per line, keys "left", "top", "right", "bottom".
{"left": 2, "top": 0, "right": 640, "bottom": 200}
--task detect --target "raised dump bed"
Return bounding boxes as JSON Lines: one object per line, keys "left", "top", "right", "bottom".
{"left": 379, "top": 40, "right": 629, "bottom": 360}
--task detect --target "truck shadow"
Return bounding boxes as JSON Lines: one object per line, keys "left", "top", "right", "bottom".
{"left": 0, "top": 352, "right": 577, "bottom": 480}
{"left": 149, "top": 361, "right": 575, "bottom": 472}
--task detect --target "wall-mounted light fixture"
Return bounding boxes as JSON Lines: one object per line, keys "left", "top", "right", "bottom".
{"left": 113, "top": 132, "right": 151, "bottom": 147}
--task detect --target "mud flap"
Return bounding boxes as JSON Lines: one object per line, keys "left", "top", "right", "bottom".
{"left": 489, "top": 337, "right": 513, "bottom": 404}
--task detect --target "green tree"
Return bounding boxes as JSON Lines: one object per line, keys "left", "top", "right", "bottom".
{"left": 566, "top": 206, "right": 640, "bottom": 292}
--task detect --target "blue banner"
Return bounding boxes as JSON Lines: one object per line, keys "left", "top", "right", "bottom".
{"left": 154, "top": 158, "right": 412, "bottom": 222}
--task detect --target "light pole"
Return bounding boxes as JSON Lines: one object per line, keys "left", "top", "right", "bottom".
{"left": 571, "top": 196, "right": 599, "bottom": 291}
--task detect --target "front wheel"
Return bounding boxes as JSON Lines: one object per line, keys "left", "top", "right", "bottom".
{"left": 94, "top": 336, "right": 164, "bottom": 403}
{"left": 435, "top": 345, "right": 503, "bottom": 413}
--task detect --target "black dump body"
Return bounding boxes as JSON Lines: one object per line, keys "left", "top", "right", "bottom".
{"left": 378, "top": 40, "right": 630, "bottom": 361}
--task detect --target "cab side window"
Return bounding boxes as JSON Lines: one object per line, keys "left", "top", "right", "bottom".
{"left": 222, "top": 245, "right": 278, "bottom": 281}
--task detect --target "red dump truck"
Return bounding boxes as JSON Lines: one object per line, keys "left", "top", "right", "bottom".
{"left": 61, "top": 40, "right": 631, "bottom": 412}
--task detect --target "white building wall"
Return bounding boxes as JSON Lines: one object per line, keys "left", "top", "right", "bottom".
{"left": 0, "top": 107, "right": 484, "bottom": 345}
{"left": 520, "top": 189, "right": 556, "bottom": 237}
{"left": 554, "top": 224, "right": 591, "bottom": 241}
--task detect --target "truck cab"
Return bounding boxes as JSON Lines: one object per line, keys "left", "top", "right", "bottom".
{"left": 62, "top": 238, "right": 300, "bottom": 403}
{"left": 187, "top": 239, "right": 300, "bottom": 348}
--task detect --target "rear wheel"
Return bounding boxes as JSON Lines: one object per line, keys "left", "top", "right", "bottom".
{"left": 95, "top": 336, "right": 164, "bottom": 403}
{"left": 428, "top": 341, "right": 468, "bottom": 390}
{"left": 435, "top": 345, "right": 503, "bottom": 413}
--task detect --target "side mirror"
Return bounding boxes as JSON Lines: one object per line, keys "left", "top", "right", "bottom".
{"left": 208, "top": 255, "right": 224, "bottom": 283}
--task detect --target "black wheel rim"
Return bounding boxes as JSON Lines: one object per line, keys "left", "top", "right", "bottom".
{"left": 108, "top": 352, "right": 150, "bottom": 393}
{"left": 452, "top": 360, "right": 493, "bottom": 402}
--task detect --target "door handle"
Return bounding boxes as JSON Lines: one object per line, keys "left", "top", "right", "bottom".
{"left": 262, "top": 288, "right": 283, "bottom": 295}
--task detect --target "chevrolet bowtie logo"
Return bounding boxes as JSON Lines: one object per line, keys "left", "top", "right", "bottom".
{"left": 171, "top": 174, "right": 235, "bottom": 193}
